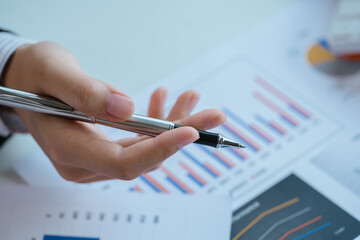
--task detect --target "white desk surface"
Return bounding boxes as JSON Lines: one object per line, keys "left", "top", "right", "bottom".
{"left": 0, "top": 0, "right": 292, "bottom": 185}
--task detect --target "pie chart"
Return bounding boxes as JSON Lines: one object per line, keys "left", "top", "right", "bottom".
{"left": 307, "top": 40, "right": 360, "bottom": 76}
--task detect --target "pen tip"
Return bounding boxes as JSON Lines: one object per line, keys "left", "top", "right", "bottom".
{"left": 219, "top": 136, "right": 246, "bottom": 149}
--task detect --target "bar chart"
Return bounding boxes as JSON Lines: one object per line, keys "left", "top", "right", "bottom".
{"left": 0, "top": 187, "right": 231, "bottom": 240}
{"left": 230, "top": 174, "right": 360, "bottom": 240}
{"left": 13, "top": 205, "right": 170, "bottom": 240}
{"left": 128, "top": 58, "right": 341, "bottom": 197}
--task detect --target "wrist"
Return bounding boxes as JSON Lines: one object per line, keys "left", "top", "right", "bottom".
{"left": 0, "top": 33, "right": 34, "bottom": 134}
{"left": 2, "top": 44, "right": 31, "bottom": 90}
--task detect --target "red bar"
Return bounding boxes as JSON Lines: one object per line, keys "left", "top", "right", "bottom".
{"left": 133, "top": 186, "right": 143, "bottom": 192}
{"left": 160, "top": 166, "right": 193, "bottom": 194}
{"left": 270, "top": 121, "right": 287, "bottom": 135}
{"left": 289, "top": 102, "right": 311, "bottom": 118}
{"left": 203, "top": 162, "right": 221, "bottom": 177}
{"left": 280, "top": 113, "right": 299, "bottom": 126}
{"left": 255, "top": 77, "right": 312, "bottom": 118}
{"left": 249, "top": 124, "right": 274, "bottom": 142}
{"left": 213, "top": 151, "right": 235, "bottom": 168}
{"left": 254, "top": 92, "right": 299, "bottom": 126}
{"left": 224, "top": 122, "right": 262, "bottom": 151}
{"left": 255, "top": 76, "right": 292, "bottom": 102}
{"left": 339, "top": 53, "right": 360, "bottom": 62}
{"left": 232, "top": 148, "right": 248, "bottom": 159}
{"left": 143, "top": 173, "right": 168, "bottom": 193}
{"left": 179, "top": 161, "right": 207, "bottom": 186}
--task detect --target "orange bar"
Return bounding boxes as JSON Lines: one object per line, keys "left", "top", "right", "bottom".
{"left": 213, "top": 151, "right": 235, "bottom": 168}
{"left": 134, "top": 186, "right": 143, "bottom": 192}
{"left": 143, "top": 173, "right": 168, "bottom": 193}
{"left": 203, "top": 162, "right": 221, "bottom": 177}
{"left": 160, "top": 166, "right": 193, "bottom": 194}
{"left": 179, "top": 161, "right": 207, "bottom": 185}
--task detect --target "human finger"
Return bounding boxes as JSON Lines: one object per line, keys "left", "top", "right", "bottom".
{"left": 167, "top": 90, "right": 199, "bottom": 121}
{"left": 147, "top": 87, "right": 167, "bottom": 119}
{"left": 50, "top": 160, "right": 98, "bottom": 182}
{"left": 117, "top": 109, "right": 225, "bottom": 148}
{"left": 25, "top": 42, "right": 134, "bottom": 122}
{"left": 175, "top": 109, "right": 226, "bottom": 130}
{"left": 114, "top": 127, "right": 199, "bottom": 179}
{"left": 76, "top": 175, "right": 112, "bottom": 183}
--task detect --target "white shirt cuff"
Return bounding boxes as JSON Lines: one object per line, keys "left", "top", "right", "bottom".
{"left": 0, "top": 32, "right": 35, "bottom": 137}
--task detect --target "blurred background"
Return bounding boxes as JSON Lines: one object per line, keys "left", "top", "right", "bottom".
{"left": 0, "top": 0, "right": 293, "bottom": 182}
{"left": 0, "top": 0, "right": 291, "bottom": 94}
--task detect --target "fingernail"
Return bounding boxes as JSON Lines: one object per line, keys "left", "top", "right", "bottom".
{"left": 106, "top": 94, "right": 134, "bottom": 119}
{"left": 177, "top": 130, "right": 199, "bottom": 149}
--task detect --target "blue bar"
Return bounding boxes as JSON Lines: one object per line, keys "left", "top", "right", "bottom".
{"left": 319, "top": 39, "right": 330, "bottom": 49}
{"left": 139, "top": 175, "right": 161, "bottom": 193}
{"left": 222, "top": 108, "right": 248, "bottom": 127}
{"left": 181, "top": 150, "right": 218, "bottom": 178}
{"left": 187, "top": 173, "right": 204, "bottom": 187}
{"left": 294, "top": 222, "right": 331, "bottom": 240}
{"left": 249, "top": 125, "right": 272, "bottom": 144}
{"left": 226, "top": 148, "right": 245, "bottom": 161}
{"left": 288, "top": 104, "right": 308, "bottom": 119}
{"left": 248, "top": 126, "right": 271, "bottom": 144}
{"left": 221, "top": 124, "right": 258, "bottom": 152}
{"left": 198, "top": 146, "right": 232, "bottom": 169}
{"left": 44, "top": 236, "right": 99, "bottom": 240}
{"left": 280, "top": 115, "right": 297, "bottom": 128}
{"left": 255, "top": 114, "right": 284, "bottom": 136}
{"left": 223, "top": 108, "right": 271, "bottom": 144}
{"left": 166, "top": 177, "right": 188, "bottom": 194}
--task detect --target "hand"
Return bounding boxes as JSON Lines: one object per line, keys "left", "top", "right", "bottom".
{"left": 3, "top": 42, "right": 226, "bottom": 183}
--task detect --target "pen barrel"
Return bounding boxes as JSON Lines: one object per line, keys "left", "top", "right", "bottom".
{"left": 0, "top": 86, "right": 93, "bottom": 122}
{"left": 174, "top": 124, "right": 219, "bottom": 148}
{"left": 95, "top": 115, "right": 174, "bottom": 136}
{"left": 194, "top": 130, "right": 219, "bottom": 148}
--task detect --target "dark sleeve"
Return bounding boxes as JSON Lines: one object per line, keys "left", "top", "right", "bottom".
{"left": 0, "top": 135, "right": 10, "bottom": 147}
{"left": 0, "top": 28, "right": 12, "bottom": 33}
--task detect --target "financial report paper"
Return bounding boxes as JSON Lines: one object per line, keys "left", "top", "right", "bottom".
{"left": 8, "top": 0, "right": 360, "bottom": 239}
{"left": 0, "top": 186, "right": 231, "bottom": 240}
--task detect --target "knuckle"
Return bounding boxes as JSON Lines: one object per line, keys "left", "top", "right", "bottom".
{"left": 109, "top": 163, "right": 140, "bottom": 181}
{"left": 74, "top": 81, "right": 95, "bottom": 109}
{"left": 48, "top": 149, "right": 70, "bottom": 165}
{"left": 56, "top": 169, "right": 78, "bottom": 182}
{"left": 160, "top": 148, "right": 173, "bottom": 160}
{"left": 120, "top": 173, "right": 138, "bottom": 181}
{"left": 113, "top": 168, "right": 139, "bottom": 181}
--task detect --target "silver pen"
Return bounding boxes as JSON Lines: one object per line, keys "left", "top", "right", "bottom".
{"left": 0, "top": 86, "right": 245, "bottom": 149}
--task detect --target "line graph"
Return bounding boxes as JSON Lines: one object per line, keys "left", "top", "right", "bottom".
{"left": 293, "top": 222, "right": 331, "bottom": 240}
{"left": 278, "top": 215, "right": 322, "bottom": 240}
{"left": 258, "top": 207, "right": 311, "bottom": 240}
{"left": 232, "top": 197, "right": 299, "bottom": 240}
{"left": 231, "top": 174, "right": 360, "bottom": 240}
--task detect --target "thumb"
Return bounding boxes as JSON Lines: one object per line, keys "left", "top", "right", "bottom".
{"left": 44, "top": 70, "right": 134, "bottom": 121}
{"left": 27, "top": 42, "right": 135, "bottom": 121}
{"left": 14, "top": 42, "right": 134, "bottom": 121}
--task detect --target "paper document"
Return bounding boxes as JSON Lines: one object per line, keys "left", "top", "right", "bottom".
{"left": 13, "top": 58, "right": 340, "bottom": 197}
{"left": 231, "top": 174, "right": 360, "bottom": 240}
{"left": 10, "top": 0, "right": 360, "bottom": 239}
{"left": 0, "top": 186, "right": 231, "bottom": 240}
